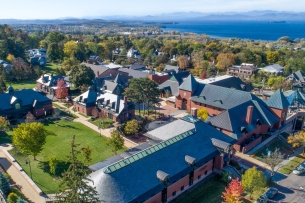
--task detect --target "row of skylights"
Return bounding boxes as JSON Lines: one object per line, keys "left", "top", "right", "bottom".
{"left": 103, "top": 129, "right": 196, "bottom": 174}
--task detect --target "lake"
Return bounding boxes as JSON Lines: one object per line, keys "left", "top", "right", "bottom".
{"left": 162, "top": 21, "right": 305, "bottom": 41}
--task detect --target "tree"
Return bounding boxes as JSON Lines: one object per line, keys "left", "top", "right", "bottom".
{"left": 267, "top": 51, "right": 280, "bottom": 64}
{"left": 12, "top": 122, "right": 47, "bottom": 160}
{"left": 242, "top": 167, "right": 266, "bottom": 199}
{"left": 106, "top": 130, "right": 124, "bottom": 155}
{"left": 7, "top": 193, "right": 18, "bottom": 203}
{"left": 197, "top": 107, "right": 209, "bottom": 121}
{"left": 216, "top": 53, "right": 236, "bottom": 70}
{"left": 45, "top": 31, "right": 65, "bottom": 44}
{"left": 262, "top": 148, "right": 284, "bottom": 180}
{"left": 55, "top": 79, "right": 68, "bottom": 99}
{"left": 25, "top": 111, "right": 36, "bottom": 123}
{"left": 288, "top": 131, "right": 305, "bottom": 154}
{"left": 56, "top": 135, "right": 99, "bottom": 203}
{"left": 124, "top": 119, "right": 139, "bottom": 136}
{"left": 177, "top": 55, "right": 189, "bottom": 70}
{"left": 200, "top": 71, "right": 207, "bottom": 79}
{"left": 69, "top": 65, "right": 95, "bottom": 87}
{"left": 6, "top": 54, "right": 15, "bottom": 63}
{"left": 0, "top": 116, "right": 9, "bottom": 131}
{"left": 81, "top": 145, "right": 92, "bottom": 166}
{"left": 16, "top": 197, "right": 27, "bottom": 203}
{"left": 0, "top": 172, "right": 11, "bottom": 195}
{"left": 47, "top": 43, "right": 63, "bottom": 62}
{"left": 35, "top": 66, "right": 43, "bottom": 78}
{"left": 49, "top": 156, "right": 58, "bottom": 177}
{"left": 63, "top": 41, "right": 78, "bottom": 57}
{"left": 222, "top": 178, "right": 243, "bottom": 203}
{"left": 0, "top": 76, "right": 6, "bottom": 93}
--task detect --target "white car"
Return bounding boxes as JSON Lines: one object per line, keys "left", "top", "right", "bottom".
{"left": 293, "top": 162, "right": 305, "bottom": 175}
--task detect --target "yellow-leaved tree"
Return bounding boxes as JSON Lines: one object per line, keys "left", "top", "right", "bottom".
{"left": 197, "top": 107, "right": 209, "bottom": 121}
{"left": 288, "top": 132, "right": 305, "bottom": 155}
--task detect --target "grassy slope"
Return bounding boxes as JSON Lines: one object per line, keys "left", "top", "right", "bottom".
{"left": 9, "top": 119, "right": 126, "bottom": 194}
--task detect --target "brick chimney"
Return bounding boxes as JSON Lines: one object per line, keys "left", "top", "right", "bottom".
{"left": 246, "top": 106, "right": 253, "bottom": 124}
{"left": 96, "top": 71, "right": 100, "bottom": 77}
{"left": 191, "top": 108, "right": 197, "bottom": 117}
{"left": 124, "top": 96, "right": 128, "bottom": 105}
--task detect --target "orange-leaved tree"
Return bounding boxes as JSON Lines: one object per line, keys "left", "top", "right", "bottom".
{"left": 55, "top": 78, "right": 68, "bottom": 99}
{"left": 222, "top": 178, "right": 244, "bottom": 203}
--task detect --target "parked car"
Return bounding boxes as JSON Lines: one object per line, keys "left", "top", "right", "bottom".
{"left": 254, "top": 195, "right": 268, "bottom": 203}
{"left": 293, "top": 162, "right": 305, "bottom": 175}
{"left": 265, "top": 187, "right": 278, "bottom": 199}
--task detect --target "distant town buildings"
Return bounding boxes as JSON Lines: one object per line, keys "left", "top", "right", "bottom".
{"left": 227, "top": 63, "right": 258, "bottom": 79}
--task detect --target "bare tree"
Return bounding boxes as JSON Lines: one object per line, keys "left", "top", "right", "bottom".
{"left": 262, "top": 148, "right": 284, "bottom": 180}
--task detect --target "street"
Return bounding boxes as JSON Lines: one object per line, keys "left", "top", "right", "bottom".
{"left": 272, "top": 172, "right": 305, "bottom": 203}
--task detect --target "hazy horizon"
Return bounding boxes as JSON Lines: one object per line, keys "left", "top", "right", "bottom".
{"left": 0, "top": 0, "right": 305, "bottom": 20}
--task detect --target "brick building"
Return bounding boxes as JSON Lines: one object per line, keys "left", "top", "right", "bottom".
{"left": 227, "top": 63, "right": 258, "bottom": 79}
{"left": 88, "top": 115, "right": 236, "bottom": 203}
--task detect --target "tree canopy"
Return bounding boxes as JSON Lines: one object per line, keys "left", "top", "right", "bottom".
{"left": 288, "top": 132, "right": 305, "bottom": 154}
{"left": 241, "top": 166, "right": 266, "bottom": 198}
{"left": 106, "top": 130, "right": 124, "bottom": 155}
{"left": 69, "top": 64, "right": 95, "bottom": 87}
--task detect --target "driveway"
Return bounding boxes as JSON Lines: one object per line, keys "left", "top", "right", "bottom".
{"left": 271, "top": 172, "right": 305, "bottom": 203}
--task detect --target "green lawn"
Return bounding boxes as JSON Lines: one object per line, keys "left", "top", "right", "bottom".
{"left": 253, "top": 138, "right": 292, "bottom": 162}
{"left": 0, "top": 131, "right": 13, "bottom": 144}
{"left": 171, "top": 176, "right": 226, "bottom": 203}
{"left": 10, "top": 79, "right": 37, "bottom": 90}
{"left": 42, "top": 63, "right": 62, "bottom": 75}
{"left": 9, "top": 119, "right": 126, "bottom": 194}
{"left": 89, "top": 118, "right": 114, "bottom": 129}
{"left": 278, "top": 154, "right": 305, "bottom": 174}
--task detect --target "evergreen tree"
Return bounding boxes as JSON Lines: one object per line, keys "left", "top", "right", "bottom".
{"left": 0, "top": 172, "right": 11, "bottom": 195}
{"left": 0, "top": 76, "right": 6, "bottom": 93}
{"left": 56, "top": 135, "right": 99, "bottom": 203}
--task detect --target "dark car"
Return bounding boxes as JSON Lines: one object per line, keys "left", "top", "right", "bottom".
{"left": 265, "top": 187, "right": 278, "bottom": 199}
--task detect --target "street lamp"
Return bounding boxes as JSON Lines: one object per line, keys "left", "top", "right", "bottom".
{"left": 25, "top": 158, "right": 33, "bottom": 179}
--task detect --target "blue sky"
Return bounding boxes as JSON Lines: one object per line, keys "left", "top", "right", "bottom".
{"left": 0, "top": 0, "right": 304, "bottom": 19}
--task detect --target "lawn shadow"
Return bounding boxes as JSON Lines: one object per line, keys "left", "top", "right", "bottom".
{"left": 38, "top": 160, "right": 71, "bottom": 178}
{"left": 60, "top": 124, "right": 78, "bottom": 130}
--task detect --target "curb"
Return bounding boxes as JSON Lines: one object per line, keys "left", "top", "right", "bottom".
{"left": 3, "top": 150, "right": 43, "bottom": 195}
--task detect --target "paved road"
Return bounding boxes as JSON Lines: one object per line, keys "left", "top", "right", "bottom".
{"left": 271, "top": 173, "right": 305, "bottom": 203}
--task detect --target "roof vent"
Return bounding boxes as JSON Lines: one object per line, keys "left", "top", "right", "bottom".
{"left": 185, "top": 155, "right": 196, "bottom": 166}
{"left": 157, "top": 170, "right": 169, "bottom": 182}
{"left": 241, "top": 126, "right": 248, "bottom": 133}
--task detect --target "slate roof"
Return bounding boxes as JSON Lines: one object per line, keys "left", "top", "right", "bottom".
{"left": 87, "top": 117, "right": 236, "bottom": 203}
{"left": 164, "top": 65, "right": 180, "bottom": 74}
{"left": 287, "top": 70, "right": 305, "bottom": 82}
{"left": 266, "top": 89, "right": 290, "bottom": 110}
{"left": 129, "top": 64, "right": 146, "bottom": 70}
{"left": 82, "top": 62, "right": 109, "bottom": 76}
{"left": 0, "top": 90, "right": 52, "bottom": 111}
{"left": 96, "top": 93, "right": 125, "bottom": 115}
{"left": 190, "top": 84, "right": 259, "bottom": 110}
{"left": 158, "top": 72, "right": 190, "bottom": 96}
{"left": 179, "top": 74, "right": 198, "bottom": 92}
{"left": 73, "top": 89, "right": 97, "bottom": 108}
{"left": 209, "top": 76, "right": 253, "bottom": 92}
{"left": 36, "top": 74, "right": 65, "bottom": 87}
{"left": 118, "top": 68, "right": 149, "bottom": 79}
{"left": 95, "top": 78, "right": 119, "bottom": 94}
{"left": 261, "top": 64, "right": 284, "bottom": 73}
{"left": 285, "top": 90, "right": 305, "bottom": 107}
{"left": 209, "top": 100, "right": 278, "bottom": 139}
{"left": 113, "top": 74, "right": 128, "bottom": 86}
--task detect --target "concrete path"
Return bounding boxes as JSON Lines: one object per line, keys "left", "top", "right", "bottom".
{"left": 53, "top": 102, "right": 138, "bottom": 148}
{"left": 0, "top": 144, "right": 45, "bottom": 203}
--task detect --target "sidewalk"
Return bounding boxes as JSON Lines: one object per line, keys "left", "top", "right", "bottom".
{"left": 0, "top": 145, "right": 45, "bottom": 203}
{"left": 274, "top": 147, "right": 304, "bottom": 171}
{"left": 235, "top": 152, "right": 271, "bottom": 171}
{"left": 53, "top": 102, "right": 138, "bottom": 148}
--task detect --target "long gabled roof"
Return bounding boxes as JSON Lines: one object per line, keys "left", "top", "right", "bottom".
{"left": 87, "top": 117, "right": 236, "bottom": 203}
{"left": 266, "top": 89, "right": 290, "bottom": 110}
{"left": 179, "top": 74, "right": 198, "bottom": 92}
{"left": 82, "top": 62, "right": 109, "bottom": 76}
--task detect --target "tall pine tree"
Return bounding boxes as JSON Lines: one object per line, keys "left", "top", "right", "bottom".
{"left": 56, "top": 135, "right": 100, "bottom": 203}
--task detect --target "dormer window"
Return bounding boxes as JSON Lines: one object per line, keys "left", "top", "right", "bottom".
{"left": 15, "top": 103, "right": 20, "bottom": 109}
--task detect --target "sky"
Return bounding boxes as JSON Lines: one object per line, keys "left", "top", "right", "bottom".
{"left": 0, "top": 0, "right": 304, "bottom": 19}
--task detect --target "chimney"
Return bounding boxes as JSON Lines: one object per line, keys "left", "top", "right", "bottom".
{"left": 96, "top": 71, "right": 100, "bottom": 77}
{"left": 191, "top": 108, "right": 197, "bottom": 117}
{"left": 246, "top": 106, "right": 253, "bottom": 124}
{"left": 124, "top": 96, "right": 128, "bottom": 105}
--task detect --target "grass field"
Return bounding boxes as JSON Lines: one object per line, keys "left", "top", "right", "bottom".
{"left": 278, "top": 154, "right": 305, "bottom": 174}
{"left": 10, "top": 79, "right": 37, "bottom": 90}
{"left": 253, "top": 138, "right": 292, "bottom": 162}
{"left": 42, "top": 63, "right": 62, "bottom": 75}
{"left": 89, "top": 118, "right": 114, "bottom": 129}
{"left": 9, "top": 119, "right": 126, "bottom": 194}
{"left": 171, "top": 176, "right": 226, "bottom": 203}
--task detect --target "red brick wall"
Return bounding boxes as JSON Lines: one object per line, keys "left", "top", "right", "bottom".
{"left": 175, "top": 90, "right": 192, "bottom": 110}
{"left": 269, "top": 107, "right": 288, "bottom": 128}
{"left": 74, "top": 103, "right": 94, "bottom": 116}
{"left": 214, "top": 155, "right": 224, "bottom": 170}
{"left": 167, "top": 176, "right": 189, "bottom": 200}
{"left": 242, "top": 136, "right": 262, "bottom": 153}
{"left": 194, "top": 160, "right": 213, "bottom": 179}
{"left": 148, "top": 74, "right": 169, "bottom": 84}
{"left": 190, "top": 101, "right": 223, "bottom": 116}
{"left": 145, "top": 192, "right": 162, "bottom": 203}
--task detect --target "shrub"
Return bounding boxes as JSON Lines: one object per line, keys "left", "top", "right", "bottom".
{"left": 7, "top": 192, "right": 18, "bottom": 203}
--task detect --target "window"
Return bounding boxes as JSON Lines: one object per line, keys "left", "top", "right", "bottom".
{"left": 15, "top": 103, "right": 20, "bottom": 109}
{"left": 205, "top": 171, "right": 208, "bottom": 175}
{"left": 172, "top": 191, "right": 176, "bottom": 196}
{"left": 181, "top": 186, "right": 184, "bottom": 191}
{"left": 198, "top": 175, "right": 201, "bottom": 180}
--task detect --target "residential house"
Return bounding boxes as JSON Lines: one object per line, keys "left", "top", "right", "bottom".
{"left": 127, "top": 48, "right": 141, "bottom": 59}
{"left": 36, "top": 74, "right": 69, "bottom": 98}
{"left": 118, "top": 67, "right": 150, "bottom": 79}
{"left": 73, "top": 87, "right": 135, "bottom": 123}
{"left": 88, "top": 114, "right": 236, "bottom": 203}
{"left": 28, "top": 48, "right": 47, "bottom": 66}
{"left": 82, "top": 62, "right": 120, "bottom": 78}
{"left": 260, "top": 64, "right": 284, "bottom": 74}
{"left": 227, "top": 63, "right": 258, "bottom": 79}
{"left": 286, "top": 70, "right": 305, "bottom": 83}
{"left": 0, "top": 87, "right": 53, "bottom": 119}
{"left": 0, "top": 60, "right": 12, "bottom": 71}
{"left": 163, "top": 65, "right": 181, "bottom": 74}
{"left": 88, "top": 56, "right": 103, "bottom": 64}
{"left": 153, "top": 49, "right": 164, "bottom": 57}
{"left": 174, "top": 74, "right": 287, "bottom": 153}
{"left": 128, "top": 64, "right": 146, "bottom": 71}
